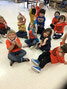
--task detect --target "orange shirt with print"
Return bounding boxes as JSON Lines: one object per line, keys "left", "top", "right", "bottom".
{"left": 52, "top": 17, "right": 59, "bottom": 25}
{"left": 6, "top": 37, "right": 22, "bottom": 53}
{"left": 54, "top": 22, "right": 67, "bottom": 33}
{"left": 50, "top": 47, "right": 65, "bottom": 64}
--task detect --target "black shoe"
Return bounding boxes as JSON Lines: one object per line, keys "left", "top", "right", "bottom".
{"left": 21, "top": 58, "right": 30, "bottom": 62}
{"left": 10, "top": 61, "right": 14, "bottom": 66}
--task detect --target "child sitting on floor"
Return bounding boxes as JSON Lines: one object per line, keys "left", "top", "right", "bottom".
{"left": 53, "top": 15, "right": 67, "bottom": 39}
{"left": 29, "top": 4, "right": 36, "bottom": 24}
{"left": 23, "top": 23, "right": 39, "bottom": 48}
{"left": 36, "top": 28, "right": 52, "bottom": 52}
{"left": 16, "top": 13, "right": 28, "bottom": 39}
{"left": 50, "top": 11, "right": 60, "bottom": 29}
{"left": 6, "top": 30, "right": 29, "bottom": 66}
{"left": 36, "top": 0, "right": 44, "bottom": 18}
{"left": 32, "top": 42, "right": 67, "bottom": 73}
{"left": 36, "top": 9, "right": 46, "bottom": 35}
{"left": 0, "top": 15, "right": 10, "bottom": 37}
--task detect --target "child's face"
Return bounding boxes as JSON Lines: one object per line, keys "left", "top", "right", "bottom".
{"left": 8, "top": 32, "right": 16, "bottom": 41}
{"left": 59, "top": 47, "right": 64, "bottom": 53}
{"left": 39, "top": 13, "right": 44, "bottom": 17}
{"left": 55, "top": 13, "right": 60, "bottom": 19}
{"left": 39, "top": 4, "right": 44, "bottom": 9}
{"left": 18, "top": 18, "right": 23, "bottom": 23}
{"left": 59, "top": 19, "right": 64, "bottom": 23}
{"left": 43, "top": 31, "right": 50, "bottom": 37}
{"left": 0, "top": 18, "right": 4, "bottom": 23}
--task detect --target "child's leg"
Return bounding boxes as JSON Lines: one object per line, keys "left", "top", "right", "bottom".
{"left": 4, "top": 27, "right": 10, "bottom": 34}
{"left": 17, "top": 49, "right": 26, "bottom": 58}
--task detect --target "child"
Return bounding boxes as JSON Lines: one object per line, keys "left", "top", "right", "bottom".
{"left": 23, "top": 23, "right": 39, "bottom": 48}
{"left": 29, "top": 4, "right": 36, "bottom": 24}
{"left": 53, "top": 15, "right": 67, "bottom": 39}
{"left": 16, "top": 13, "right": 28, "bottom": 39}
{"left": 36, "top": 1, "right": 44, "bottom": 18}
{"left": 50, "top": 11, "right": 60, "bottom": 29}
{"left": 0, "top": 16, "right": 10, "bottom": 37}
{"left": 6, "top": 30, "right": 29, "bottom": 66}
{"left": 32, "top": 43, "right": 67, "bottom": 73}
{"left": 36, "top": 9, "right": 46, "bottom": 34}
{"left": 36, "top": 28, "right": 52, "bottom": 52}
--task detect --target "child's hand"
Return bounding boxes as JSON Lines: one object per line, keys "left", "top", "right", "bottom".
{"left": 39, "top": 44, "right": 41, "bottom": 48}
{"left": 15, "top": 40, "right": 18, "bottom": 45}
{"left": 31, "top": 4, "right": 35, "bottom": 8}
{"left": 45, "top": 38, "right": 48, "bottom": 41}
{"left": 12, "top": 41, "right": 16, "bottom": 45}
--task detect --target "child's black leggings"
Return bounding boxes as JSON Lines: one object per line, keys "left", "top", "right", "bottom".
{"left": 38, "top": 51, "right": 51, "bottom": 68}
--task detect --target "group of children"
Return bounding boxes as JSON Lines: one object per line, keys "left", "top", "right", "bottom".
{"left": 0, "top": 1, "right": 67, "bottom": 73}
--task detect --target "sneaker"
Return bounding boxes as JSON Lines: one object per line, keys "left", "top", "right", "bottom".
{"left": 21, "top": 58, "right": 30, "bottom": 62}
{"left": 31, "top": 59, "right": 39, "bottom": 66}
{"left": 32, "top": 66, "right": 41, "bottom": 73}
{"left": 10, "top": 60, "right": 14, "bottom": 66}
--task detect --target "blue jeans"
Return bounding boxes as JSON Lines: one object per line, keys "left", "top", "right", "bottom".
{"left": 8, "top": 49, "right": 26, "bottom": 63}
{"left": 16, "top": 31, "right": 27, "bottom": 38}
{"left": 25, "top": 39, "right": 37, "bottom": 47}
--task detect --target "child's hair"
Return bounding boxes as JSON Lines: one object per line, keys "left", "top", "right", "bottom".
{"left": 58, "top": 15, "right": 66, "bottom": 21}
{"left": 39, "top": 9, "right": 46, "bottom": 15}
{"left": 54, "top": 11, "right": 60, "bottom": 16}
{"left": 61, "top": 43, "right": 67, "bottom": 53}
{"left": 7, "top": 29, "right": 16, "bottom": 36}
{"left": 43, "top": 28, "right": 52, "bottom": 37}
{"left": 0, "top": 15, "right": 5, "bottom": 21}
{"left": 31, "top": 8, "right": 36, "bottom": 15}
{"left": 39, "top": 2, "right": 44, "bottom": 6}
{"left": 17, "top": 15, "right": 23, "bottom": 20}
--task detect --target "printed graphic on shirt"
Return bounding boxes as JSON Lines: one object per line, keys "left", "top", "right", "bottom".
{"left": 56, "top": 25, "right": 62, "bottom": 31}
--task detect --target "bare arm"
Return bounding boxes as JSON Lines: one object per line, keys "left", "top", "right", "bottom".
{"left": 62, "top": 33, "right": 67, "bottom": 43}
{"left": 15, "top": 40, "right": 22, "bottom": 48}
{"left": 41, "top": 38, "right": 48, "bottom": 46}
{"left": 7, "top": 41, "right": 15, "bottom": 51}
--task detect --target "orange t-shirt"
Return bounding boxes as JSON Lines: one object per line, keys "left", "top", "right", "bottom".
{"left": 6, "top": 37, "right": 22, "bottom": 53}
{"left": 54, "top": 22, "right": 67, "bottom": 33}
{"left": 52, "top": 17, "right": 59, "bottom": 25}
{"left": 50, "top": 47, "right": 65, "bottom": 64}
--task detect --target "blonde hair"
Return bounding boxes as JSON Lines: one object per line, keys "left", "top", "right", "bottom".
{"left": 39, "top": 2, "right": 44, "bottom": 6}
{"left": 0, "top": 15, "right": 5, "bottom": 22}
{"left": 7, "top": 30, "right": 16, "bottom": 36}
{"left": 17, "top": 15, "right": 23, "bottom": 20}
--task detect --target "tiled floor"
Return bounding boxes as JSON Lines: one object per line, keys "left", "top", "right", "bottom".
{"left": 0, "top": 1, "right": 67, "bottom": 89}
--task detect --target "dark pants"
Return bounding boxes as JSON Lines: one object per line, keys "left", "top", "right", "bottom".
{"left": 53, "top": 33, "right": 63, "bottom": 39}
{"left": 0, "top": 27, "right": 10, "bottom": 35}
{"left": 38, "top": 52, "right": 51, "bottom": 68}
{"left": 8, "top": 49, "right": 26, "bottom": 63}
{"left": 16, "top": 31, "right": 27, "bottom": 38}
{"left": 25, "top": 39, "right": 37, "bottom": 47}
{"left": 37, "top": 27, "right": 44, "bottom": 35}
{"left": 38, "top": 43, "right": 50, "bottom": 51}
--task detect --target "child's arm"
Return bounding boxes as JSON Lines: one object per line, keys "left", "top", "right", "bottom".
{"left": 39, "top": 40, "right": 42, "bottom": 47}
{"left": 36, "top": 0, "right": 38, "bottom": 7}
{"left": 15, "top": 40, "right": 22, "bottom": 48}
{"left": 62, "top": 33, "right": 67, "bottom": 43}
{"left": 19, "top": 12, "right": 26, "bottom": 24}
{"left": 41, "top": 38, "right": 48, "bottom": 46}
{"left": 7, "top": 41, "right": 16, "bottom": 51}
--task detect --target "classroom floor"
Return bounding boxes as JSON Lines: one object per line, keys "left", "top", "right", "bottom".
{"left": 0, "top": 1, "right": 67, "bottom": 89}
